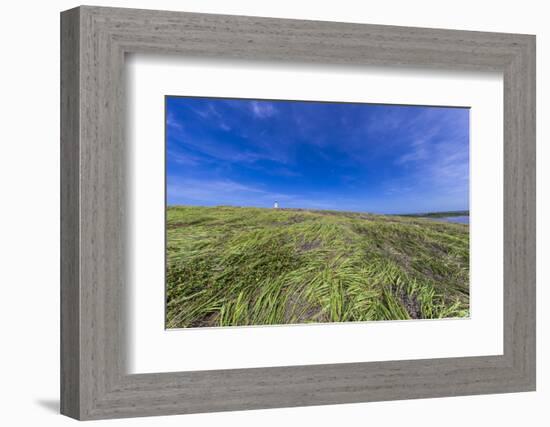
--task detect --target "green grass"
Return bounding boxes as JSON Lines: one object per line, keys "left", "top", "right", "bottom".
{"left": 166, "top": 206, "right": 469, "bottom": 328}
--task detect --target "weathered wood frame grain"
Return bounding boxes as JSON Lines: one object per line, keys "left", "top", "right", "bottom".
{"left": 60, "top": 5, "right": 536, "bottom": 420}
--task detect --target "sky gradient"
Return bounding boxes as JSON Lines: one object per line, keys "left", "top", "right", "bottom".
{"left": 166, "top": 96, "right": 469, "bottom": 214}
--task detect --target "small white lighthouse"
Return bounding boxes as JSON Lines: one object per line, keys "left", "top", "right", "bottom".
{"left": 273, "top": 201, "right": 279, "bottom": 209}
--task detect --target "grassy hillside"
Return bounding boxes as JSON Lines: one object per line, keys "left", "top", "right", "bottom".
{"left": 166, "top": 206, "right": 469, "bottom": 328}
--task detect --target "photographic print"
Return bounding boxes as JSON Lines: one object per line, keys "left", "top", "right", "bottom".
{"left": 165, "top": 96, "right": 469, "bottom": 329}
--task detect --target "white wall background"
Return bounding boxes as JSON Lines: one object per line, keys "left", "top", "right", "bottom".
{"left": 0, "top": 0, "right": 546, "bottom": 425}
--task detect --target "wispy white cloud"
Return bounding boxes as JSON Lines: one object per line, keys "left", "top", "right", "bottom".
{"left": 168, "top": 178, "right": 292, "bottom": 207}
{"left": 250, "top": 101, "right": 277, "bottom": 119}
{"left": 166, "top": 149, "right": 202, "bottom": 167}
{"left": 166, "top": 112, "right": 183, "bottom": 131}
{"left": 168, "top": 177, "right": 359, "bottom": 211}
{"left": 391, "top": 108, "right": 469, "bottom": 200}
{"left": 186, "top": 103, "right": 232, "bottom": 131}
{"left": 386, "top": 133, "right": 469, "bottom": 204}
{"left": 394, "top": 142, "right": 429, "bottom": 165}
{"left": 169, "top": 128, "right": 289, "bottom": 166}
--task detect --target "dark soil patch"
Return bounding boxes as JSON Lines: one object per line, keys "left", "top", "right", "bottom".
{"left": 272, "top": 215, "right": 307, "bottom": 226}
{"left": 167, "top": 222, "right": 188, "bottom": 229}
{"left": 395, "top": 287, "right": 422, "bottom": 319}
{"left": 298, "top": 240, "right": 321, "bottom": 253}
{"left": 188, "top": 311, "right": 219, "bottom": 328}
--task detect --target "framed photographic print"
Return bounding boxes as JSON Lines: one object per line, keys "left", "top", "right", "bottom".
{"left": 61, "top": 6, "right": 536, "bottom": 420}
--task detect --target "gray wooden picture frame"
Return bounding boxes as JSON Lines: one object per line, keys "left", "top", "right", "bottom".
{"left": 60, "top": 5, "right": 536, "bottom": 421}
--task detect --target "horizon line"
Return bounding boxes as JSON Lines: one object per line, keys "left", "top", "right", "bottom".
{"left": 166, "top": 203, "right": 469, "bottom": 216}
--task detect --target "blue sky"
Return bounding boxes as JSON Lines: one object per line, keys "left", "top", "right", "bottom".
{"left": 166, "top": 96, "right": 469, "bottom": 214}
